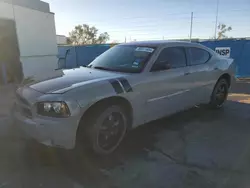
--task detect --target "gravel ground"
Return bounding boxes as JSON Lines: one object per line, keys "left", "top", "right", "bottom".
{"left": 0, "top": 81, "right": 250, "bottom": 188}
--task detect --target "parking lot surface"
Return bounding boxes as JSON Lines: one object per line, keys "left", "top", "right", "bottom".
{"left": 0, "top": 81, "right": 250, "bottom": 188}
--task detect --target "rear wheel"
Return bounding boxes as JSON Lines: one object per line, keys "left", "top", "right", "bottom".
{"left": 84, "top": 105, "right": 128, "bottom": 155}
{"left": 209, "top": 78, "right": 229, "bottom": 109}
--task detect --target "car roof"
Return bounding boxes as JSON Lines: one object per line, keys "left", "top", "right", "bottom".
{"left": 119, "top": 40, "right": 193, "bottom": 47}
{"left": 119, "top": 40, "right": 215, "bottom": 54}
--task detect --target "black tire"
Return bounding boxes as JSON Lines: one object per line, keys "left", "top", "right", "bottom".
{"left": 209, "top": 78, "right": 229, "bottom": 109}
{"left": 85, "top": 105, "right": 128, "bottom": 155}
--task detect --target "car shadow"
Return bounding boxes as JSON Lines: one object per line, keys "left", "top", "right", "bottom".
{"left": 22, "top": 104, "right": 229, "bottom": 187}
{"left": 20, "top": 78, "right": 250, "bottom": 187}
{"left": 19, "top": 78, "right": 250, "bottom": 187}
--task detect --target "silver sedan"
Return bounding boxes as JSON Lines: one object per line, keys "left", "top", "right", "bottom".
{"left": 12, "top": 41, "right": 236, "bottom": 155}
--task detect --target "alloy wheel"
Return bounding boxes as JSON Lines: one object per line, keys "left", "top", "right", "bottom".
{"left": 97, "top": 112, "right": 125, "bottom": 151}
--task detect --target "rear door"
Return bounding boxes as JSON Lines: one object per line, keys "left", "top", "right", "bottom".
{"left": 184, "top": 47, "right": 217, "bottom": 104}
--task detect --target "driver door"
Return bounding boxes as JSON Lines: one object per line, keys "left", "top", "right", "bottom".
{"left": 143, "top": 47, "right": 194, "bottom": 122}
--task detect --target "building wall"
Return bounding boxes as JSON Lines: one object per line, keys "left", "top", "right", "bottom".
{"left": 20, "top": 56, "right": 58, "bottom": 77}
{"left": 1, "top": 0, "right": 50, "bottom": 14}
{"left": 15, "top": 6, "right": 58, "bottom": 56}
{"left": 0, "top": 1, "right": 14, "bottom": 20}
{"left": 0, "top": 0, "right": 58, "bottom": 80}
{"left": 56, "top": 35, "right": 67, "bottom": 45}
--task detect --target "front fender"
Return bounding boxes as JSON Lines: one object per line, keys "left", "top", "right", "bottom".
{"left": 64, "top": 79, "right": 117, "bottom": 109}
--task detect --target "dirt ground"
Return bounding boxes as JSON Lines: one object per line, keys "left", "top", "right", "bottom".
{"left": 0, "top": 81, "right": 250, "bottom": 188}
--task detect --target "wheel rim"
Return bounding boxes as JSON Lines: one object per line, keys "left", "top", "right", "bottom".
{"left": 215, "top": 83, "right": 227, "bottom": 106}
{"left": 97, "top": 112, "right": 125, "bottom": 151}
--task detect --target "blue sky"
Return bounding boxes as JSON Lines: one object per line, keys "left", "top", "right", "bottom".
{"left": 44, "top": 0, "right": 250, "bottom": 42}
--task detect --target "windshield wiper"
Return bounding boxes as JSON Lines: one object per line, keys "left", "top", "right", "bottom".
{"left": 80, "top": 65, "right": 93, "bottom": 69}
{"left": 93, "top": 66, "right": 115, "bottom": 71}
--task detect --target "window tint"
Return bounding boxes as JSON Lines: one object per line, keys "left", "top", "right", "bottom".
{"left": 152, "top": 47, "right": 186, "bottom": 71}
{"left": 189, "top": 48, "right": 210, "bottom": 65}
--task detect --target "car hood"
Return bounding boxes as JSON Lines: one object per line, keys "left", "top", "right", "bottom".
{"left": 27, "top": 67, "right": 123, "bottom": 94}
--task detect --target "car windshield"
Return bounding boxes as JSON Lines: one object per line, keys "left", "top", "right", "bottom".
{"left": 88, "top": 45, "right": 155, "bottom": 73}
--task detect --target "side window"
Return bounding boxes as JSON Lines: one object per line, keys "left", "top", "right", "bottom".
{"left": 189, "top": 48, "right": 210, "bottom": 65}
{"left": 151, "top": 47, "right": 186, "bottom": 71}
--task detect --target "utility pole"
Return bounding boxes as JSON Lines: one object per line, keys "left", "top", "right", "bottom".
{"left": 189, "top": 12, "right": 193, "bottom": 42}
{"left": 214, "top": 0, "right": 219, "bottom": 40}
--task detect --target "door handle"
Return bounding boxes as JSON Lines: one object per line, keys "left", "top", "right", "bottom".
{"left": 184, "top": 72, "right": 190, "bottom": 75}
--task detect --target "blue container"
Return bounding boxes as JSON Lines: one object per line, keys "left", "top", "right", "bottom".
{"left": 58, "top": 44, "right": 113, "bottom": 69}
{"left": 58, "top": 40, "right": 250, "bottom": 78}
{"left": 199, "top": 39, "right": 250, "bottom": 78}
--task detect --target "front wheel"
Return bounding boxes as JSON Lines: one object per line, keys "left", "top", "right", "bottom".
{"left": 209, "top": 78, "right": 229, "bottom": 109}
{"left": 86, "top": 105, "right": 128, "bottom": 155}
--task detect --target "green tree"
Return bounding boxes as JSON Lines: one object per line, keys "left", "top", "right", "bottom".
{"left": 66, "top": 37, "right": 72, "bottom": 45}
{"left": 68, "top": 24, "right": 110, "bottom": 45}
{"left": 217, "top": 23, "right": 232, "bottom": 39}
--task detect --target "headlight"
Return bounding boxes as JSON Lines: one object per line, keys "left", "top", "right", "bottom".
{"left": 37, "top": 102, "right": 70, "bottom": 118}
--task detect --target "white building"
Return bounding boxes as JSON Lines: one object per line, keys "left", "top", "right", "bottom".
{"left": 0, "top": 0, "right": 58, "bottom": 80}
{"left": 57, "top": 35, "right": 67, "bottom": 45}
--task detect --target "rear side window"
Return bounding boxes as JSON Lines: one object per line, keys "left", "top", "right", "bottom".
{"left": 189, "top": 47, "right": 210, "bottom": 65}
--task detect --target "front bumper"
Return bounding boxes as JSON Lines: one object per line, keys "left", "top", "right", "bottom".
{"left": 12, "top": 105, "right": 79, "bottom": 149}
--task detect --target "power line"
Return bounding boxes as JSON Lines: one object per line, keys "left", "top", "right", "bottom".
{"left": 78, "top": 8, "right": 250, "bottom": 25}
{"left": 106, "top": 24, "right": 247, "bottom": 34}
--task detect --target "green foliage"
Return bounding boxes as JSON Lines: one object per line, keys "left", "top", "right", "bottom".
{"left": 217, "top": 23, "right": 232, "bottom": 39}
{"left": 68, "top": 24, "right": 110, "bottom": 45}
{"left": 66, "top": 37, "right": 72, "bottom": 45}
{"left": 21, "top": 76, "right": 35, "bottom": 85}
